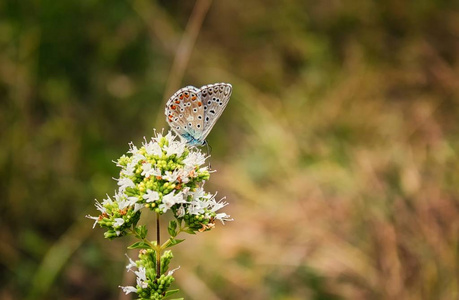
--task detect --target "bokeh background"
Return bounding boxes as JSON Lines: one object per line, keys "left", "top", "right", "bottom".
{"left": 1, "top": 1, "right": 459, "bottom": 299}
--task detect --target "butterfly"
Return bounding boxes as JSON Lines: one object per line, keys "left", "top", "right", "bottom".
{"left": 164, "top": 82, "right": 232, "bottom": 146}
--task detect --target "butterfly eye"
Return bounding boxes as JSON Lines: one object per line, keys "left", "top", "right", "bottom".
{"left": 205, "top": 116, "right": 210, "bottom": 122}
{"left": 180, "top": 108, "right": 184, "bottom": 112}
{"left": 207, "top": 100, "right": 211, "bottom": 105}
{"left": 174, "top": 117, "right": 178, "bottom": 121}
{"left": 193, "top": 108, "right": 197, "bottom": 113}
{"left": 198, "top": 115, "right": 202, "bottom": 120}
{"left": 204, "top": 105, "right": 207, "bottom": 110}
{"left": 187, "top": 102, "right": 191, "bottom": 107}
{"left": 219, "top": 102, "right": 223, "bottom": 106}
{"left": 197, "top": 124, "right": 201, "bottom": 128}
{"left": 176, "top": 126, "right": 180, "bottom": 130}
{"left": 179, "top": 114, "right": 183, "bottom": 118}
{"left": 188, "top": 122, "right": 192, "bottom": 127}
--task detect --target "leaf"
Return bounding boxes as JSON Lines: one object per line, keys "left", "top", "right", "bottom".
{"left": 164, "top": 289, "right": 180, "bottom": 298}
{"left": 127, "top": 241, "right": 151, "bottom": 249}
{"left": 135, "top": 225, "right": 148, "bottom": 239}
{"left": 166, "top": 238, "right": 185, "bottom": 248}
{"left": 168, "top": 220, "right": 177, "bottom": 237}
{"left": 183, "top": 228, "right": 196, "bottom": 235}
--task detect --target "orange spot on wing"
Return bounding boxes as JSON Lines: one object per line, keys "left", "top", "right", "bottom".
{"left": 197, "top": 101, "right": 202, "bottom": 106}
{"left": 179, "top": 94, "right": 184, "bottom": 100}
{"left": 175, "top": 100, "right": 180, "bottom": 104}
{"left": 191, "top": 96, "right": 197, "bottom": 100}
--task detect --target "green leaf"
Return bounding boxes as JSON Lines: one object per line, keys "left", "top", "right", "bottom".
{"left": 135, "top": 225, "right": 148, "bottom": 239}
{"left": 166, "top": 238, "right": 185, "bottom": 248}
{"left": 183, "top": 228, "right": 196, "bottom": 235}
{"left": 168, "top": 220, "right": 177, "bottom": 237}
{"left": 164, "top": 289, "right": 180, "bottom": 297}
{"left": 127, "top": 241, "right": 151, "bottom": 249}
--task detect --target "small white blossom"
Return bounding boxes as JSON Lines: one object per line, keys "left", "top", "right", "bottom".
{"left": 143, "top": 189, "right": 159, "bottom": 203}
{"left": 215, "top": 212, "right": 233, "bottom": 224}
{"left": 163, "top": 170, "right": 180, "bottom": 182}
{"left": 141, "top": 162, "right": 161, "bottom": 178}
{"left": 159, "top": 191, "right": 185, "bottom": 213}
{"left": 125, "top": 254, "right": 137, "bottom": 272}
{"left": 122, "top": 162, "right": 136, "bottom": 176}
{"left": 143, "top": 139, "right": 163, "bottom": 156}
{"left": 135, "top": 267, "right": 148, "bottom": 289}
{"left": 113, "top": 218, "right": 125, "bottom": 228}
{"left": 119, "top": 285, "right": 137, "bottom": 295}
{"left": 117, "top": 177, "right": 135, "bottom": 192}
{"left": 164, "top": 140, "right": 186, "bottom": 157}
{"left": 167, "top": 266, "right": 180, "bottom": 276}
{"left": 176, "top": 205, "right": 186, "bottom": 218}
{"left": 183, "top": 151, "right": 207, "bottom": 167}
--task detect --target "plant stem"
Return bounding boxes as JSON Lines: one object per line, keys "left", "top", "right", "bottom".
{"left": 156, "top": 212, "right": 161, "bottom": 279}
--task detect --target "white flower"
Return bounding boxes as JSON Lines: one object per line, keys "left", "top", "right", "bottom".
{"left": 187, "top": 199, "right": 207, "bottom": 215}
{"left": 176, "top": 205, "right": 186, "bottom": 218}
{"left": 117, "top": 177, "right": 135, "bottom": 192}
{"left": 159, "top": 191, "right": 185, "bottom": 213}
{"left": 127, "top": 142, "right": 138, "bottom": 154}
{"left": 122, "top": 162, "right": 136, "bottom": 176}
{"left": 135, "top": 267, "right": 148, "bottom": 289}
{"left": 143, "top": 189, "right": 159, "bottom": 203}
{"left": 141, "top": 162, "right": 161, "bottom": 178}
{"left": 101, "top": 194, "right": 114, "bottom": 207}
{"left": 125, "top": 254, "right": 137, "bottom": 272}
{"left": 86, "top": 214, "right": 99, "bottom": 229}
{"left": 133, "top": 203, "right": 144, "bottom": 213}
{"left": 113, "top": 218, "right": 125, "bottom": 228}
{"left": 163, "top": 139, "right": 186, "bottom": 156}
{"left": 183, "top": 151, "right": 207, "bottom": 167}
{"left": 143, "top": 139, "right": 162, "bottom": 156}
{"left": 119, "top": 285, "right": 137, "bottom": 295}
{"left": 215, "top": 212, "right": 233, "bottom": 224}
{"left": 131, "top": 152, "right": 145, "bottom": 165}
{"left": 163, "top": 170, "right": 180, "bottom": 182}
{"left": 167, "top": 266, "right": 180, "bottom": 276}
{"left": 208, "top": 197, "right": 229, "bottom": 212}
{"left": 190, "top": 187, "right": 211, "bottom": 201}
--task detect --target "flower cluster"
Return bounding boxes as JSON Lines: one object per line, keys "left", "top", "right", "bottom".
{"left": 120, "top": 250, "right": 178, "bottom": 300}
{"left": 88, "top": 130, "right": 233, "bottom": 299}
{"left": 87, "top": 130, "right": 232, "bottom": 238}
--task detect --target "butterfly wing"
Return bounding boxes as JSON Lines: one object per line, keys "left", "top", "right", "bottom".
{"left": 164, "top": 86, "right": 205, "bottom": 143}
{"left": 197, "top": 83, "right": 232, "bottom": 141}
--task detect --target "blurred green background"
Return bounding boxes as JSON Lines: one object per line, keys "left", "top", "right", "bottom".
{"left": 1, "top": 0, "right": 459, "bottom": 299}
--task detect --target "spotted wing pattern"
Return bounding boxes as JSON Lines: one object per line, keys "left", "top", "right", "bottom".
{"left": 164, "top": 86, "right": 204, "bottom": 142}
{"left": 198, "top": 83, "right": 232, "bottom": 141}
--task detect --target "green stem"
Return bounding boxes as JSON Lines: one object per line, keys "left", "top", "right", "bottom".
{"left": 156, "top": 212, "right": 161, "bottom": 279}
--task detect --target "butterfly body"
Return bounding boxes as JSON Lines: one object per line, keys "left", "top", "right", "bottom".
{"left": 165, "top": 83, "right": 232, "bottom": 146}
